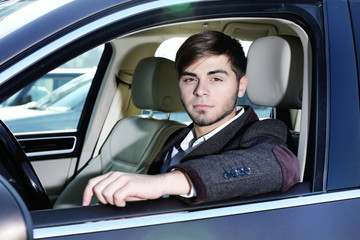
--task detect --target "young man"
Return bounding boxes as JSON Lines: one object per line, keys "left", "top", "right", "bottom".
{"left": 82, "top": 31, "right": 300, "bottom": 207}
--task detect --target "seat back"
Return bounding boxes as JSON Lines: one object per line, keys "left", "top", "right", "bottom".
{"left": 54, "top": 57, "right": 185, "bottom": 208}
{"left": 246, "top": 35, "right": 307, "bottom": 181}
{"left": 100, "top": 57, "right": 185, "bottom": 174}
{"left": 246, "top": 35, "right": 303, "bottom": 109}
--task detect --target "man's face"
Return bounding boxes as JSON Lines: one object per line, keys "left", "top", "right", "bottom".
{"left": 179, "top": 54, "right": 247, "bottom": 129}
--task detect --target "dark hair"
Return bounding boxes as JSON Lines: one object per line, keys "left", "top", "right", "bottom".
{"left": 175, "top": 31, "right": 247, "bottom": 81}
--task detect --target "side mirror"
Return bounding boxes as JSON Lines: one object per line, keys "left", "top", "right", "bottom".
{"left": 0, "top": 175, "right": 33, "bottom": 240}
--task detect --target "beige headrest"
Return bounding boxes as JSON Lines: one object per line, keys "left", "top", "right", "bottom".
{"left": 131, "top": 57, "right": 184, "bottom": 112}
{"left": 246, "top": 36, "right": 303, "bottom": 109}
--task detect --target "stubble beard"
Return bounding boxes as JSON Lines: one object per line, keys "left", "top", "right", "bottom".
{"left": 183, "top": 91, "right": 239, "bottom": 127}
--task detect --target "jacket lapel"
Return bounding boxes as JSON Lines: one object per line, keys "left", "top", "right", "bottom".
{"left": 147, "top": 105, "right": 258, "bottom": 174}
{"left": 182, "top": 106, "right": 258, "bottom": 161}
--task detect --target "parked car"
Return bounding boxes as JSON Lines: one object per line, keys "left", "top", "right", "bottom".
{"left": 0, "top": 68, "right": 92, "bottom": 108}
{"left": 0, "top": 0, "right": 360, "bottom": 239}
{"left": 0, "top": 72, "right": 94, "bottom": 133}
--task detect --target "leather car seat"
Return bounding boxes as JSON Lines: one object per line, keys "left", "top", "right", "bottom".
{"left": 246, "top": 35, "right": 306, "bottom": 181}
{"left": 54, "top": 57, "right": 186, "bottom": 208}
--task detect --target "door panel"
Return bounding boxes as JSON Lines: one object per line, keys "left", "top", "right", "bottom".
{"left": 18, "top": 136, "right": 79, "bottom": 200}
{"left": 31, "top": 157, "right": 77, "bottom": 202}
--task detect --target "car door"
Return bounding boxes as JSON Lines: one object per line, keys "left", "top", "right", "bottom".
{"left": 2, "top": 0, "right": 360, "bottom": 239}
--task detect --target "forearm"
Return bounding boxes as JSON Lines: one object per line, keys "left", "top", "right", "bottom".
{"left": 161, "top": 170, "right": 191, "bottom": 196}
{"left": 83, "top": 170, "right": 192, "bottom": 207}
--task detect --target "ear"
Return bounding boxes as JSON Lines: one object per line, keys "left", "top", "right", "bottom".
{"left": 237, "top": 75, "right": 248, "bottom": 98}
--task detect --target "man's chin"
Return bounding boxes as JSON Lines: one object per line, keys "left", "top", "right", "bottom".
{"left": 191, "top": 108, "right": 236, "bottom": 127}
{"left": 192, "top": 116, "right": 216, "bottom": 127}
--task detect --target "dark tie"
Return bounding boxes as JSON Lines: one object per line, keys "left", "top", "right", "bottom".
{"left": 160, "top": 147, "right": 189, "bottom": 173}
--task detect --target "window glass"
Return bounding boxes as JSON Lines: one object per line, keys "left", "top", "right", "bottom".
{"left": 0, "top": 45, "right": 104, "bottom": 134}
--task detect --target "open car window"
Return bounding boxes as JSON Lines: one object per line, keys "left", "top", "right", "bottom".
{"left": 0, "top": 1, "right": 333, "bottom": 239}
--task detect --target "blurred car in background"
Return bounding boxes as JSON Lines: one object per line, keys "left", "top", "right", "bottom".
{"left": 0, "top": 71, "right": 94, "bottom": 133}
{"left": 0, "top": 68, "right": 92, "bottom": 108}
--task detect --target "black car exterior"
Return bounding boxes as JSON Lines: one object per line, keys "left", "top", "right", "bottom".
{"left": 0, "top": 0, "right": 360, "bottom": 239}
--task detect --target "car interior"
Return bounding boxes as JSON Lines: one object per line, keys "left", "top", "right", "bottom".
{"left": 51, "top": 17, "right": 311, "bottom": 208}
{"left": 3, "top": 16, "right": 313, "bottom": 213}
{"left": 54, "top": 57, "right": 187, "bottom": 208}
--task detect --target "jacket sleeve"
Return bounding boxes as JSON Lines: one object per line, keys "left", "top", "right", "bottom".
{"left": 170, "top": 119, "right": 300, "bottom": 204}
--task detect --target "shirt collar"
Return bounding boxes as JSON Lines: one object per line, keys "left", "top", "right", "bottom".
{"left": 180, "top": 106, "right": 244, "bottom": 151}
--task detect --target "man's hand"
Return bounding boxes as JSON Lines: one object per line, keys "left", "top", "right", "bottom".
{"left": 82, "top": 170, "right": 191, "bottom": 207}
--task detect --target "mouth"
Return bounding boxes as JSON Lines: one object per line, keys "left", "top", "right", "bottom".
{"left": 193, "top": 104, "right": 213, "bottom": 111}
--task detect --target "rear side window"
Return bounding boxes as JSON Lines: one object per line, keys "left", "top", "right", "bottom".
{"left": 0, "top": 45, "right": 104, "bottom": 134}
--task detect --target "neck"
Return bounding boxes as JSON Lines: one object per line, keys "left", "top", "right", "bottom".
{"left": 193, "top": 109, "right": 237, "bottom": 139}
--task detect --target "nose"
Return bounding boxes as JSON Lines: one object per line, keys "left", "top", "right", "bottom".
{"left": 194, "top": 80, "right": 209, "bottom": 96}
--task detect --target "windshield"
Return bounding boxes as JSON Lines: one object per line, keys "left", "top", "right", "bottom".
{"left": 0, "top": 0, "right": 72, "bottom": 38}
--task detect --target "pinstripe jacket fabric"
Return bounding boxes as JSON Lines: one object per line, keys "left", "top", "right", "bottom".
{"left": 148, "top": 106, "right": 300, "bottom": 204}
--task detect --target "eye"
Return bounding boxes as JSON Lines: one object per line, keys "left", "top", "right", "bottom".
{"left": 211, "top": 77, "right": 222, "bottom": 82}
{"left": 182, "top": 77, "right": 196, "bottom": 83}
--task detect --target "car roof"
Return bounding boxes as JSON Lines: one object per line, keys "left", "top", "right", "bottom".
{"left": 0, "top": 0, "right": 129, "bottom": 67}
{"left": 0, "top": 0, "right": 318, "bottom": 69}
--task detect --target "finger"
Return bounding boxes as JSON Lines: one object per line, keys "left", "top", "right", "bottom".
{"left": 112, "top": 185, "right": 133, "bottom": 207}
{"left": 83, "top": 176, "right": 104, "bottom": 206}
{"left": 101, "top": 173, "right": 141, "bottom": 205}
{"left": 100, "top": 178, "right": 128, "bottom": 205}
{"left": 124, "top": 196, "right": 147, "bottom": 202}
{"left": 112, "top": 182, "right": 146, "bottom": 207}
{"left": 82, "top": 172, "right": 113, "bottom": 206}
{"left": 93, "top": 172, "right": 125, "bottom": 205}
{"left": 111, "top": 174, "right": 165, "bottom": 206}
{"left": 112, "top": 196, "right": 146, "bottom": 207}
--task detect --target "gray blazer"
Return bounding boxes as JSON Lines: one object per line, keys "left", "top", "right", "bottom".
{"left": 148, "top": 106, "right": 300, "bottom": 204}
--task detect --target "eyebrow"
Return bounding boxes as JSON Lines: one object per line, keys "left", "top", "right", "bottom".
{"left": 208, "top": 69, "right": 229, "bottom": 76}
{"left": 181, "top": 71, "right": 197, "bottom": 77}
{"left": 181, "top": 69, "right": 229, "bottom": 77}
